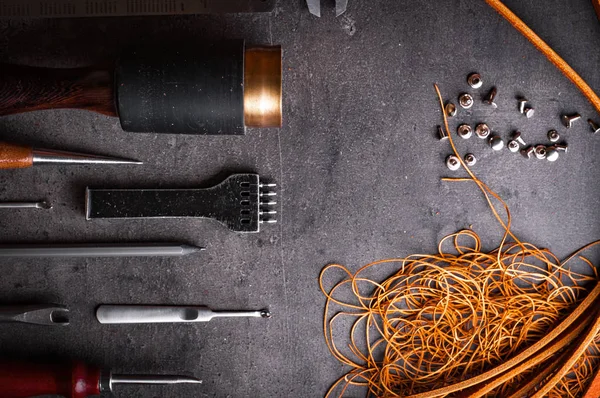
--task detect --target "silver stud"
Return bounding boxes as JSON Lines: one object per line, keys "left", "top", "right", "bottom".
{"left": 507, "top": 140, "right": 520, "bottom": 153}
{"left": 467, "top": 73, "right": 483, "bottom": 89}
{"left": 588, "top": 119, "right": 600, "bottom": 134}
{"left": 475, "top": 123, "right": 491, "bottom": 139}
{"left": 457, "top": 124, "right": 473, "bottom": 139}
{"left": 555, "top": 143, "right": 568, "bottom": 153}
{"left": 518, "top": 98, "right": 528, "bottom": 114}
{"left": 523, "top": 107, "right": 535, "bottom": 118}
{"left": 483, "top": 87, "right": 498, "bottom": 108}
{"left": 459, "top": 93, "right": 474, "bottom": 109}
{"left": 489, "top": 135, "right": 504, "bottom": 151}
{"left": 446, "top": 155, "right": 461, "bottom": 171}
{"left": 546, "top": 147, "right": 559, "bottom": 162}
{"left": 521, "top": 146, "right": 535, "bottom": 159}
{"left": 464, "top": 153, "right": 477, "bottom": 166}
{"left": 562, "top": 113, "right": 581, "bottom": 128}
{"left": 547, "top": 130, "right": 560, "bottom": 143}
{"left": 437, "top": 126, "right": 448, "bottom": 141}
{"left": 534, "top": 145, "right": 547, "bottom": 160}
{"left": 445, "top": 102, "right": 457, "bottom": 117}
{"left": 511, "top": 131, "right": 527, "bottom": 146}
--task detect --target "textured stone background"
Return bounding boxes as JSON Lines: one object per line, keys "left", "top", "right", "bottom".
{"left": 0, "top": 0, "right": 600, "bottom": 396}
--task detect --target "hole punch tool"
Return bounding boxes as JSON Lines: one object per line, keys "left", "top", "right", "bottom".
{"left": 0, "top": 304, "right": 69, "bottom": 326}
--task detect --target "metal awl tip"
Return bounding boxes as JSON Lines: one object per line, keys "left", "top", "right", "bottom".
{"left": 0, "top": 201, "right": 52, "bottom": 209}
{"left": 0, "top": 304, "right": 70, "bottom": 326}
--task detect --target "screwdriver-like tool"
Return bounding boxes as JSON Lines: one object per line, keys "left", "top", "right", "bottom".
{"left": 0, "top": 361, "right": 201, "bottom": 398}
{"left": 0, "top": 141, "right": 141, "bottom": 169}
{"left": 96, "top": 305, "right": 271, "bottom": 324}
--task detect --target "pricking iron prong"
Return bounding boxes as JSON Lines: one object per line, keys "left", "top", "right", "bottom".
{"left": 86, "top": 174, "right": 278, "bottom": 233}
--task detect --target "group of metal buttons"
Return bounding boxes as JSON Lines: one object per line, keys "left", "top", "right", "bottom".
{"left": 437, "top": 72, "right": 600, "bottom": 171}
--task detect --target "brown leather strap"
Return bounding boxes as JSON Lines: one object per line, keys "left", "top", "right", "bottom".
{"left": 593, "top": 0, "right": 600, "bottom": 21}
{"left": 463, "top": 317, "right": 593, "bottom": 398}
{"left": 407, "top": 282, "right": 600, "bottom": 398}
{"left": 583, "top": 359, "right": 600, "bottom": 397}
{"left": 507, "top": 350, "right": 571, "bottom": 398}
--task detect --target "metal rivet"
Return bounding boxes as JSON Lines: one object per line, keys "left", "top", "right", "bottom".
{"left": 457, "top": 124, "right": 473, "bottom": 139}
{"left": 445, "top": 102, "right": 457, "bottom": 117}
{"left": 483, "top": 87, "right": 498, "bottom": 108}
{"left": 464, "top": 153, "right": 477, "bottom": 166}
{"left": 475, "top": 123, "right": 491, "bottom": 139}
{"left": 588, "top": 119, "right": 600, "bottom": 134}
{"left": 518, "top": 98, "right": 528, "bottom": 114}
{"left": 521, "top": 146, "right": 535, "bottom": 159}
{"left": 507, "top": 140, "right": 520, "bottom": 153}
{"left": 446, "top": 155, "right": 461, "bottom": 171}
{"left": 511, "top": 131, "right": 526, "bottom": 146}
{"left": 562, "top": 113, "right": 581, "bottom": 128}
{"left": 467, "top": 73, "right": 483, "bottom": 89}
{"left": 459, "top": 93, "right": 474, "bottom": 109}
{"left": 489, "top": 135, "right": 504, "bottom": 151}
{"left": 547, "top": 130, "right": 560, "bottom": 143}
{"left": 546, "top": 147, "right": 559, "bottom": 162}
{"left": 555, "top": 143, "right": 568, "bottom": 153}
{"left": 523, "top": 107, "right": 535, "bottom": 118}
{"left": 534, "top": 145, "right": 547, "bottom": 160}
{"left": 437, "top": 126, "right": 448, "bottom": 141}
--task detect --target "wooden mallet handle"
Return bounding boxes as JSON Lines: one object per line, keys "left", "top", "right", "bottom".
{"left": 0, "top": 64, "right": 116, "bottom": 117}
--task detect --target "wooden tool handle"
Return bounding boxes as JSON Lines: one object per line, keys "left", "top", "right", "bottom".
{"left": 0, "top": 64, "right": 117, "bottom": 117}
{"left": 0, "top": 362, "right": 101, "bottom": 398}
{"left": 0, "top": 142, "right": 33, "bottom": 169}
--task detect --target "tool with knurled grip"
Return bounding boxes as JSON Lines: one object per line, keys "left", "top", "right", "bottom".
{"left": 0, "top": 40, "right": 282, "bottom": 135}
{"left": 0, "top": 361, "right": 201, "bottom": 398}
{"left": 86, "top": 173, "right": 277, "bottom": 233}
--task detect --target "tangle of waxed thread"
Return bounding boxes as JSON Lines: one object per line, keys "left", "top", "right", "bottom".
{"left": 319, "top": 85, "right": 600, "bottom": 397}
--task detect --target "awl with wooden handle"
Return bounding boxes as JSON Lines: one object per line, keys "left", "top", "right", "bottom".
{"left": 0, "top": 141, "right": 141, "bottom": 169}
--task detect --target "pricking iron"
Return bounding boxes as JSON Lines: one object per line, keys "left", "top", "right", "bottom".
{"left": 85, "top": 174, "right": 277, "bottom": 233}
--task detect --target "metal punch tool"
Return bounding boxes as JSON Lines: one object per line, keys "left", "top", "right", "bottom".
{"left": 307, "top": 0, "right": 349, "bottom": 17}
{"left": 0, "top": 304, "right": 69, "bottom": 326}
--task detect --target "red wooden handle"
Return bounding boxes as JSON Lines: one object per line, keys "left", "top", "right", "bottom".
{"left": 0, "top": 362, "right": 101, "bottom": 398}
{"left": 0, "top": 64, "right": 117, "bottom": 117}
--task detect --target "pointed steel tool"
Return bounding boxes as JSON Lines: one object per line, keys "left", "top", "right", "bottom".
{"left": 0, "top": 243, "right": 204, "bottom": 258}
{"left": 0, "top": 201, "right": 51, "bottom": 209}
{"left": 96, "top": 305, "right": 271, "bottom": 324}
{"left": 0, "top": 304, "right": 69, "bottom": 326}
{"left": 0, "top": 141, "right": 141, "bottom": 170}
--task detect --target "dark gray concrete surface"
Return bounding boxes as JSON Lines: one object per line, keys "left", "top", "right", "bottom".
{"left": 1, "top": 0, "right": 600, "bottom": 396}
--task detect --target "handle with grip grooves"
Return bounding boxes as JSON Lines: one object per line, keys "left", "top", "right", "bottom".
{"left": 0, "top": 362, "right": 101, "bottom": 398}
{"left": 0, "top": 64, "right": 117, "bottom": 117}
